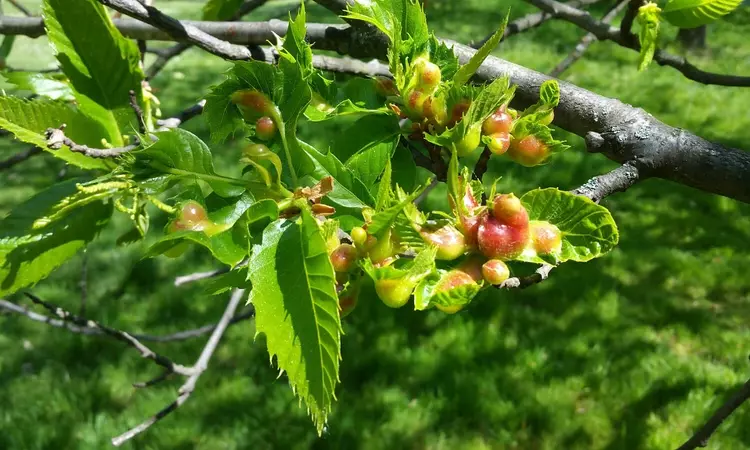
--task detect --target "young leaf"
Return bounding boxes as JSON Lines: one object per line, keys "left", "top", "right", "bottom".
{"left": 248, "top": 209, "right": 342, "bottom": 434}
{"left": 636, "top": 3, "right": 662, "bottom": 71}
{"left": 332, "top": 115, "right": 400, "bottom": 189}
{"left": 375, "top": 158, "right": 394, "bottom": 212}
{"left": 132, "top": 129, "right": 245, "bottom": 198}
{"left": 520, "top": 80, "right": 560, "bottom": 123}
{"left": 662, "top": 0, "right": 741, "bottom": 28}
{"left": 147, "top": 192, "right": 254, "bottom": 267}
{"left": 452, "top": 12, "right": 509, "bottom": 88}
{"left": 414, "top": 269, "right": 483, "bottom": 311}
{"left": 0, "top": 96, "right": 110, "bottom": 170}
{"left": 520, "top": 188, "right": 619, "bottom": 263}
{"left": 43, "top": 0, "right": 145, "bottom": 145}
{"left": 0, "top": 178, "right": 113, "bottom": 296}
{"left": 367, "top": 181, "right": 428, "bottom": 236}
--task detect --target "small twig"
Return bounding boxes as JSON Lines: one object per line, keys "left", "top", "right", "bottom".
{"left": 620, "top": 0, "right": 644, "bottom": 44}
{"left": 174, "top": 267, "right": 229, "bottom": 286}
{"left": 24, "top": 292, "right": 195, "bottom": 376}
{"left": 676, "top": 377, "right": 750, "bottom": 450}
{"left": 45, "top": 125, "right": 139, "bottom": 158}
{"left": 129, "top": 89, "right": 147, "bottom": 133}
{"left": 156, "top": 100, "right": 206, "bottom": 129}
{"left": 133, "top": 370, "right": 173, "bottom": 388}
{"left": 111, "top": 288, "right": 246, "bottom": 446}
{"left": 473, "top": 147, "right": 492, "bottom": 181}
{"left": 572, "top": 160, "right": 642, "bottom": 202}
{"left": 414, "top": 178, "right": 439, "bottom": 206}
{"left": 0, "top": 146, "right": 43, "bottom": 171}
{"left": 550, "top": 0, "right": 630, "bottom": 77}
{"left": 498, "top": 263, "right": 554, "bottom": 289}
{"left": 471, "top": 0, "right": 605, "bottom": 48}
{"left": 0, "top": 298, "right": 255, "bottom": 342}
{"left": 7, "top": 0, "right": 33, "bottom": 16}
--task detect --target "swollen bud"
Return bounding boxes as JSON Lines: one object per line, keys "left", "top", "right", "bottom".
{"left": 330, "top": 244, "right": 358, "bottom": 273}
{"left": 434, "top": 270, "right": 477, "bottom": 314}
{"left": 231, "top": 89, "right": 274, "bottom": 118}
{"left": 414, "top": 57, "right": 441, "bottom": 90}
{"left": 423, "top": 95, "right": 448, "bottom": 126}
{"left": 492, "top": 194, "right": 528, "bottom": 228}
{"left": 477, "top": 214, "right": 530, "bottom": 260}
{"left": 482, "top": 108, "right": 514, "bottom": 135}
{"left": 420, "top": 225, "right": 467, "bottom": 261}
{"left": 482, "top": 259, "right": 510, "bottom": 285}
{"left": 351, "top": 227, "right": 368, "bottom": 249}
{"left": 530, "top": 221, "right": 562, "bottom": 255}
{"left": 255, "top": 116, "right": 276, "bottom": 141}
{"left": 486, "top": 132, "right": 510, "bottom": 156}
{"left": 374, "top": 278, "right": 413, "bottom": 308}
{"left": 455, "top": 124, "right": 482, "bottom": 157}
{"left": 508, "top": 135, "right": 550, "bottom": 167}
{"left": 405, "top": 89, "right": 428, "bottom": 118}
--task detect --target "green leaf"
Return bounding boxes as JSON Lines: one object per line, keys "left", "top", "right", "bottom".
{"left": 520, "top": 188, "right": 619, "bottom": 263}
{"left": 663, "top": 0, "right": 741, "bottom": 28}
{"left": 390, "top": 144, "right": 417, "bottom": 193}
{"left": 427, "top": 37, "right": 460, "bottom": 81}
{"left": 453, "top": 11, "right": 509, "bottom": 87}
{"left": 248, "top": 209, "right": 342, "bottom": 434}
{"left": 201, "top": 265, "right": 251, "bottom": 296}
{"left": 298, "top": 140, "right": 373, "bottom": 213}
{"left": 375, "top": 158, "right": 394, "bottom": 212}
{"left": 331, "top": 115, "right": 400, "bottom": 189}
{"left": 281, "top": 2, "right": 313, "bottom": 78}
{"left": 414, "top": 270, "right": 483, "bottom": 311}
{"left": 147, "top": 192, "right": 254, "bottom": 267}
{"left": 0, "top": 178, "right": 113, "bottom": 296}
{"left": 520, "top": 79, "right": 559, "bottom": 123}
{"left": 0, "top": 96, "right": 110, "bottom": 170}
{"left": 132, "top": 129, "right": 245, "bottom": 198}
{"left": 305, "top": 78, "right": 390, "bottom": 122}
{"left": 201, "top": 0, "right": 244, "bottom": 20}
{"left": 43, "top": 0, "right": 145, "bottom": 145}
{"left": 510, "top": 118, "right": 569, "bottom": 158}
{"left": 636, "top": 3, "right": 662, "bottom": 71}
{"left": 367, "top": 181, "right": 427, "bottom": 236}
{"left": 2, "top": 71, "right": 74, "bottom": 101}
{"left": 0, "top": 36, "right": 15, "bottom": 63}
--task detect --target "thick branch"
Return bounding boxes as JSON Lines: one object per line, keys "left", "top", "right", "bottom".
{"left": 677, "top": 377, "right": 750, "bottom": 450}
{"left": 4, "top": 13, "right": 749, "bottom": 202}
{"left": 111, "top": 288, "right": 245, "bottom": 446}
{"left": 549, "top": 0, "right": 630, "bottom": 77}
{"left": 471, "top": 0, "right": 605, "bottom": 49}
{"left": 525, "top": 0, "right": 750, "bottom": 87}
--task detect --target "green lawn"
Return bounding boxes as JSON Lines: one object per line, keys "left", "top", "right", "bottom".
{"left": 2, "top": 1, "right": 750, "bottom": 449}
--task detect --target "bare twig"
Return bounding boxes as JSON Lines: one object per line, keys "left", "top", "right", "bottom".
{"left": 619, "top": 0, "right": 644, "bottom": 44}
{"left": 549, "top": 0, "right": 630, "bottom": 77}
{"left": 0, "top": 298, "right": 256, "bottom": 342}
{"left": 471, "top": 0, "right": 605, "bottom": 49}
{"left": 414, "top": 178, "right": 439, "bottom": 206}
{"left": 45, "top": 126, "right": 138, "bottom": 158}
{"left": 524, "top": 0, "right": 750, "bottom": 87}
{"left": 157, "top": 100, "right": 206, "bottom": 129}
{"left": 174, "top": 267, "right": 229, "bottom": 286}
{"left": 24, "top": 292, "right": 196, "bottom": 376}
{"left": 7, "top": 0, "right": 33, "bottom": 17}
{"left": 572, "top": 160, "right": 642, "bottom": 202}
{"left": 473, "top": 147, "right": 492, "bottom": 181}
{"left": 498, "top": 264, "right": 554, "bottom": 289}
{"left": 0, "top": 146, "right": 43, "bottom": 171}
{"left": 129, "top": 89, "right": 147, "bottom": 134}
{"left": 677, "top": 377, "right": 750, "bottom": 450}
{"left": 111, "top": 288, "right": 246, "bottom": 446}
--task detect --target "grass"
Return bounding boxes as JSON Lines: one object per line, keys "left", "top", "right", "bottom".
{"left": 2, "top": 0, "right": 750, "bottom": 449}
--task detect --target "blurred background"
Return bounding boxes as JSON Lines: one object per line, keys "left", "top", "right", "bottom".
{"left": 1, "top": 0, "right": 750, "bottom": 448}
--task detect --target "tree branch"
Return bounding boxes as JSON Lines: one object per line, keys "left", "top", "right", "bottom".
{"left": 0, "top": 146, "right": 43, "bottom": 171}
{"left": 4, "top": 12, "right": 749, "bottom": 203}
{"left": 677, "top": 377, "right": 750, "bottom": 450}
{"left": 45, "top": 126, "right": 138, "bottom": 158}
{"left": 156, "top": 100, "right": 206, "bottom": 129}
{"left": 549, "top": 0, "right": 630, "bottom": 77}
{"left": 0, "top": 298, "right": 255, "bottom": 342}
{"left": 23, "top": 292, "right": 196, "bottom": 376}
{"left": 524, "top": 0, "right": 750, "bottom": 87}
{"left": 111, "top": 288, "right": 246, "bottom": 446}
{"left": 471, "top": 0, "right": 605, "bottom": 49}
{"left": 6, "top": 0, "right": 33, "bottom": 17}
{"left": 572, "top": 160, "right": 642, "bottom": 202}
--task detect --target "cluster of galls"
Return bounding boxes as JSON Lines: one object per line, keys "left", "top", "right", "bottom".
{"left": 230, "top": 90, "right": 279, "bottom": 154}
{"left": 376, "top": 57, "right": 552, "bottom": 167}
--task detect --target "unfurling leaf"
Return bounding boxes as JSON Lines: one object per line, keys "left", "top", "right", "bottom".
{"left": 636, "top": 3, "right": 662, "bottom": 71}
{"left": 248, "top": 208, "right": 342, "bottom": 434}
{"left": 519, "top": 188, "right": 619, "bottom": 263}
